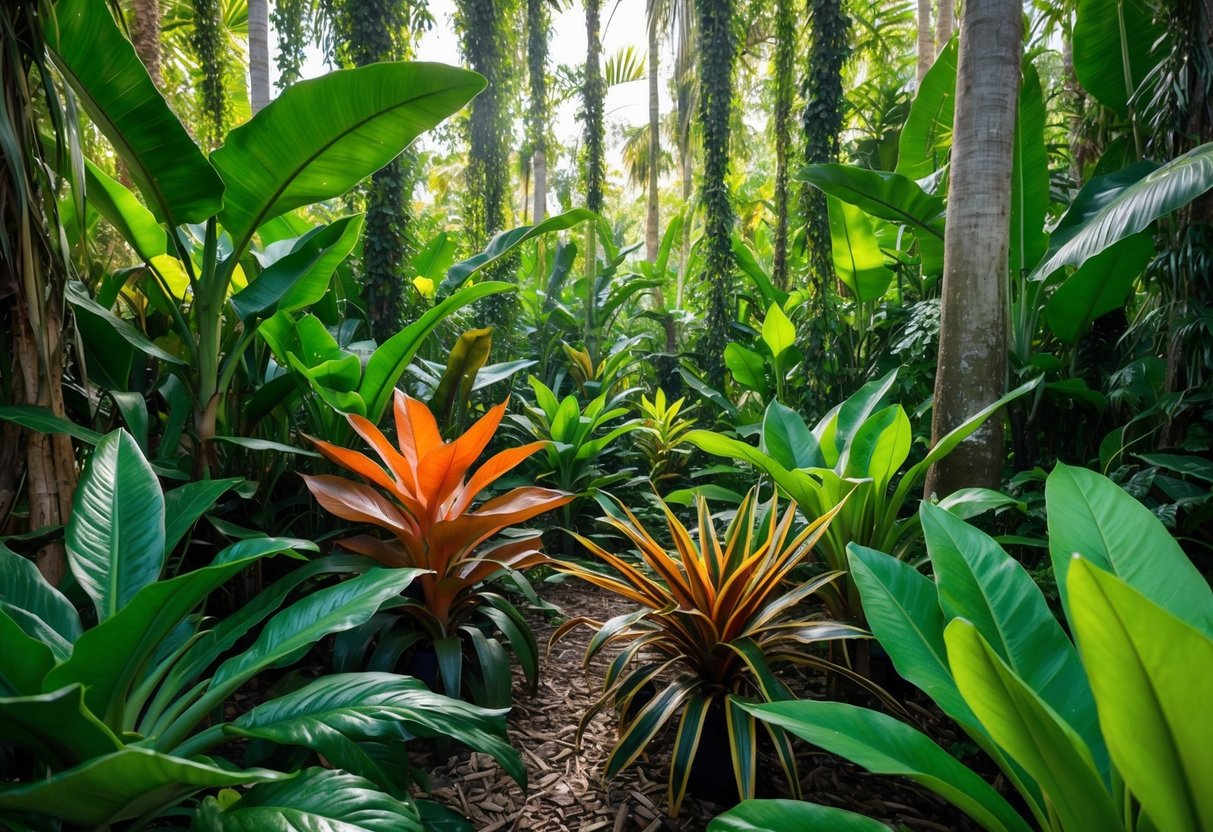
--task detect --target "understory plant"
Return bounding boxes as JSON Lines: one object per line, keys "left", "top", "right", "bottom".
{"left": 0, "top": 430, "right": 522, "bottom": 830}
{"left": 635, "top": 388, "right": 697, "bottom": 487}
{"left": 552, "top": 489, "right": 873, "bottom": 815}
{"left": 303, "top": 391, "right": 572, "bottom": 705}
{"left": 688, "top": 368, "right": 1037, "bottom": 620}
{"left": 711, "top": 464, "right": 1213, "bottom": 832}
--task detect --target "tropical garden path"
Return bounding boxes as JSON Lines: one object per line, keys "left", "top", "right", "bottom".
{"left": 415, "top": 581, "right": 982, "bottom": 832}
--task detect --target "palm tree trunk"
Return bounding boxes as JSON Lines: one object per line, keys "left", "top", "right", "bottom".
{"left": 678, "top": 143, "right": 692, "bottom": 307}
{"left": 917, "top": 0, "right": 933, "bottom": 84}
{"left": 646, "top": 9, "right": 661, "bottom": 263}
{"left": 248, "top": 0, "right": 271, "bottom": 113}
{"left": 130, "top": 0, "right": 163, "bottom": 85}
{"left": 527, "top": 0, "right": 548, "bottom": 222}
{"left": 584, "top": 0, "right": 605, "bottom": 214}
{"left": 926, "top": 0, "right": 1022, "bottom": 497}
{"left": 935, "top": 0, "right": 954, "bottom": 55}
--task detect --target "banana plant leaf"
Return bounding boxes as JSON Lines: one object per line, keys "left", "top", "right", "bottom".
{"left": 430, "top": 328, "right": 493, "bottom": 426}
{"left": 0, "top": 611, "right": 57, "bottom": 694}
{"left": 1031, "top": 143, "right": 1213, "bottom": 280}
{"left": 0, "top": 541, "right": 81, "bottom": 651}
{"left": 896, "top": 38, "right": 958, "bottom": 182}
{"left": 1044, "top": 232, "right": 1154, "bottom": 344}
{"left": 193, "top": 768, "right": 423, "bottom": 832}
{"left": 709, "top": 799, "right": 894, "bottom": 832}
{"left": 1067, "top": 559, "right": 1213, "bottom": 832}
{"left": 45, "top": 0, "right": 224, "bottom": 227}
{"left": 65, "top": 430, "right": 166, "bottom": 622}
{"left": 213, "top": 62, "right": 485, "bottom": 254}
{"left": 0, "top": 747, "right": 285, "bottom": 828}
{"left": 827, "top": 196, "right": 894, "bottom": 302}
{"left": 1072, "top": 0, "right": 1169, "bottom": 116}
{"left": 0, "top": 685, "right": 122, "bottom": 771}
{"left": 1010, "top": 64, "right": 1049, "bottom": 276}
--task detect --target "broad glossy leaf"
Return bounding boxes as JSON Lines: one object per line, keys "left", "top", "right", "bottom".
{"left": 66, "top": 281, "right": 186, "bottom": 366}
{"left": 833, "top": 369, "right": 898, "bottom": 463}
{"left": 66, "top": 429, "right": 165, "bottom": 621}
{"left": 936, "top": 488, "right": 1025, "bottom": 520}
{"left": 227, "top": 673, "right": 523, "bottom": 789}
{"left": 441, "top": 208, "right": 597, "bottom": 293}
{"left": 194, "top": 768, "right": 421, "bottom": 832}
{"left": 827, "top": 196, "right": 894, "bottom": 302}
{"left": 724, "top": 343, "right": 769, "bottom": 395}
{"left": 412, "top": 232, "right": 456, "bottom": 282}
{"left": 361, "top": 282, "right": 514, "bottom": 422}
{"left": 0, "top": 747, "right": 285, "bottom": 827}
{"left": 0, "top": 404, "right": 103, "bottom": 445}
{"left": 46, "top": 0, "right": 223, "bottom": 227}
{"left": 1033, "top": 143, "right": 1213, "bottom": 279}
{"left": 709, "top": 799, "right": 893, "bottom": 832}
{"left": 945, "top": 619, "right": 1120, "bottom": 832}
{"left": 799, "top": 164, "right": 946, "bottom": 273}
{"left": 848, "top": 545, "right": 973, "bottom": 726}
{"left": 214, "top": 63, "right": 485, "bottom": 253}
{"left": 1045, "top": 233, "right": 1153, "bottom": 344}
{"left": 0, "top": 685, "right": 122, "bottom": 770}
{"left": 45, "top": 546, "right": 291, "bottom": 730}
{"left": 742, "top": 700, "right": 1030, "bottom": 832}
{"left": 1068, "top": 559, "right": 1213, "bottom": 832}
{"left": 208, "top": 568, "right": 423, "bottom": 695}
{"left": 842, "top": 405, "right": 910, "bottom": 491}
{"left": 231, "top": 215, "right": 364, "bottom": 320}
{"left": 163, "top": 478, "right": 243, "bottom": 553}
{"left": 896, "top": 38, "right": 957, "bottom": 181}
{"left": 0, "top": 541, "right": 81, "bottom": 649}
{"left": 430, "top": 328, "right": 493, "bottom": 423}
{"left": 0, "top": 610, "right": 56, "bottom": 695}
{"left": 922, "top": 502, "right": 1102, "bottom": 760}
{"left": 760, "top": 302, "right": 796, "bottom": 361}
{"left": 1073, "top": 0, "right": 1168, "bottom": 116}
{"left": 80, "top": 157, "right": 167, "bottom": 261}
{"left": 1046, "top": 462, "right": 1213, "bottom": 637}
{"left": 761, "top": 400, "right": 821, "bottom": 470}
{"left": 1011, "top": 65, "right": 1049, "bottom": 276}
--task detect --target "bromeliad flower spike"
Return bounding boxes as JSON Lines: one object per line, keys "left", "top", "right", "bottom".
{"left": 302, "top": 392, "right": 573, "bottom": 633}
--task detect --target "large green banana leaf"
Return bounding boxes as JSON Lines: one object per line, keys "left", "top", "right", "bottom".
{"left": 1032, "top": 143, "right": 1213, "bottom": 280}
{"left": 945, "top": 619, "right": 1121, "bottom": 832}
{"left": 1044, "top": 233, "right": 1154, "bottom": 344}
{"left": 225, "top": 673, "right": 524, "bottom": 790}
{"left": 1046, "top": 462, "right": 1213, "bottom": 637}
{"left": 0, "top": 747, "right": 285, "bottom": 827}
{"left": 1068, "top": 559, "right": 1213, "bottom": 832}
{"left": 46, "top": 0, "right": 224, "bottom": 227}
{"left": 921, "top": 502, "right": 1103, "bottom": 767}
{"left": 193, "top": 768, "right": 423, "bottom": 832}
{"left": 709, "top": 799, "right": 894, "bottom": 832}
{"left": 1072, "top": 0, "right": 1169, "bottom": 116}
{"left": 739, "top": 699, "right": 1031, "bottom": 832}
{"left": 0, "top": 611, "right": 56, "bottom": 694}
{"left": 1010, "top": 65, "right": 1048, "bottom": 276}
{"left": 65, "top": 429, "right": 165, "bottom": 622}
{"left": 827, "top": 196, "right": 894, "bottom": 302}
{"left": 0, "top": 685, "right": 122, "bottom": 770}
{"left": 212, "top": 62, "right": 486, "bottom": 254}
{"left": 895, "top": 38, "right": 958, "bottom": 181}
{"left": 0, "top": 541, "right": 81, "bottom": 650}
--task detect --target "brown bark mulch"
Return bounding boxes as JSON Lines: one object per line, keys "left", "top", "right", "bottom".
{"left": 414, "top": 580, "right": 987, "bottom": 832}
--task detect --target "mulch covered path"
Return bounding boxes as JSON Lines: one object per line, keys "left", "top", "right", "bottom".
{"left": 414, "top": 580, "right": 984, "bottom": 832}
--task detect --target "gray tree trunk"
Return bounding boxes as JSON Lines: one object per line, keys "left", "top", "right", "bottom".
{"left": 917, "top": 0, "right": 933, "bottom": 84}
{"left": 131, "top": 0, "right": 162, "bottom": 85}
{"left": 248, "top": 0, "right": 271, "bottom": 113}
{"left": 532, "top": 149, "right": 546, "bottom": 221}
{"left": 935, "top": 0, "right": 954, "bottom": 55}
{"left": 925, "top": 0, "right": 1022, "bottom": 497}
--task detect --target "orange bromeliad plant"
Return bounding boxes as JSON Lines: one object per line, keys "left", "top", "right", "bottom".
{"left": 302, "top": 391, "right": 572, "bottom": 704}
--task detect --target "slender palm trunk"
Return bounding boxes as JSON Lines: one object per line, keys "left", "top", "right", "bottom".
{"left": 131, "top": 0, "right": 163, "bottom": 84}
{"left": 917, "top": 0, "right": 933, "bottom": 84}
{"left": 248, "top": 0, "right": 271, "bottom": 113}
{"left": 935, "top": 0, "right": 954, "bottom": 54}
{"left": 646, "top": 10, "right": 661, "bottom": 263}
{"left": 527, "top": 0, "right": 548, "bottom": 222}
{"left": 678, "top": 143, "right": 692, "bottom": 307}
{"left": 772, "top": 0, "right": 793, "bottom": 289}
{"left": 926, "top": 0, "right": 1022, "bottom": 496}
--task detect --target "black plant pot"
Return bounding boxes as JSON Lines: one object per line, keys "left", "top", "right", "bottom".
{"left": 685, "top": 697, "right": 741, "bottom": 807}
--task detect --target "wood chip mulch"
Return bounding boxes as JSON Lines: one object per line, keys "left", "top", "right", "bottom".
{"left": 413, "top": 580, "right": 988, "bottom": 832}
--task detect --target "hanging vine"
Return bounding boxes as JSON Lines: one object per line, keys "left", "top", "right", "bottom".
{"left": 190, "top": 0, "right": 227, "bottom": 147}
{"left": 798, "top": 0, "right": 850, "bottom": 403}
{"left": 271, "top": 0, "right": 311, "bottom": 90}
{"left": 326, "top": 0, "right": 431, "bottom": 343}
{"left": 695, "top": 0, "right": 738, "bottom": 386}
{"left": 582, "top": 0, "right": 606, "bottom": 213}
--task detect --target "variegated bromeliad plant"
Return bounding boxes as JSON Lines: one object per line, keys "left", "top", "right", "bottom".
{"left": 303, "top": 391, "right": 572, "bottom": 706}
